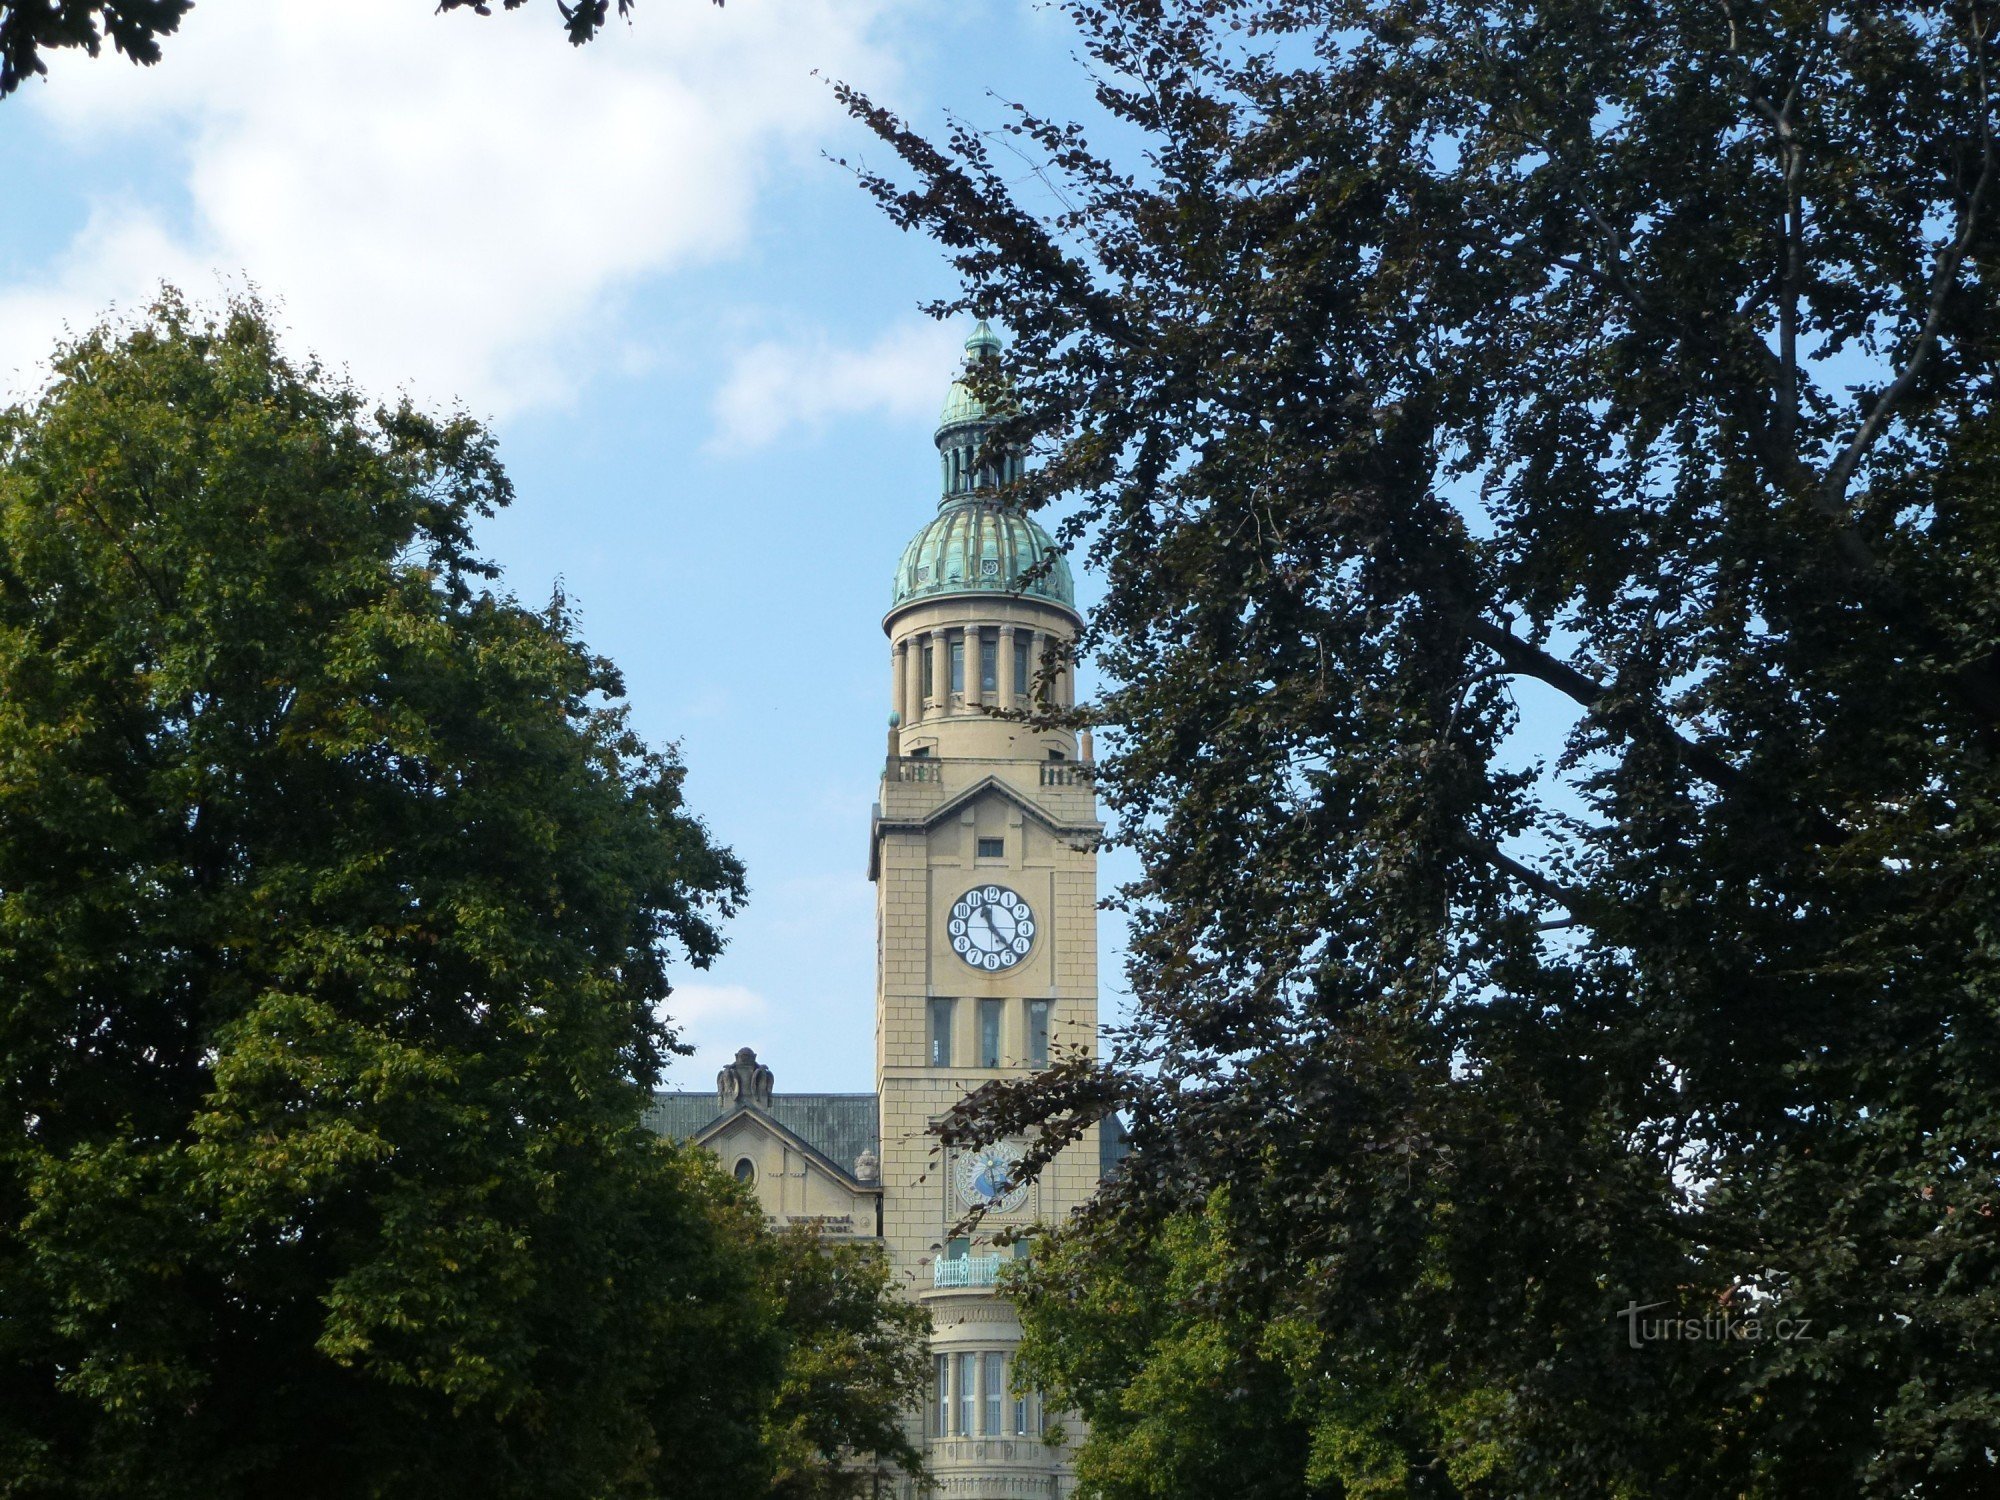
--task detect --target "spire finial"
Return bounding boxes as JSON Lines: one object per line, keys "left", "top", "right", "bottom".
{"left": 965, "top": 319, "right": 1001, "bottom": 359}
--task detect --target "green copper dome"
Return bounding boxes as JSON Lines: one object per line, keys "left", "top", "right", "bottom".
{"left": 890, "top": 500, "right": 1076, "bottom": 613}
{"left": 889, "top": 322, "right": 1077, "bottom": 616}
{"left": 938, "top": 320, "right": 1005, "bottom": 432}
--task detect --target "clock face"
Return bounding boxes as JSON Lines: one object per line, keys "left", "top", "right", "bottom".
{"left": 948, "top": 885, "right": 1036, "bottom": 971}
{"left": 954, "top": 1141, "right": 1031, "bottom": 1212}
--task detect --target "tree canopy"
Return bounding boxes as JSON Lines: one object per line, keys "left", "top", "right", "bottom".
{"left": 0, "top": 292, "right": 919, "bottom": 1499}
{"left": 762, "top": 1226, "right": 931, "bottom": 1500}
{"left": 0, "top": 0, "right": 711, "bottom": 98}
{"left": 842, "top": 0, "right": 2000, "bottom": 1492}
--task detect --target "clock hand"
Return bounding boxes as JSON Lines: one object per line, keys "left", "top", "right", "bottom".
{"left": 980, "top": 907, "right": 999, "bottom": 946}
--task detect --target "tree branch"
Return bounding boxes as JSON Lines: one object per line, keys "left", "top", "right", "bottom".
{"left": 1820, "top": 13, "right": 1994, "bottom": 514}
{"left": 1466, "top": 834, "right": 1581, "bottom": 917}
{"left": 1464, "top": 618, "right": 1744, "bottom": 794}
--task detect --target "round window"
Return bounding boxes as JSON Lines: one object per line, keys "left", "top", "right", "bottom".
{"left": 734, "top": 1157, "right": 756, "bottom": 1185}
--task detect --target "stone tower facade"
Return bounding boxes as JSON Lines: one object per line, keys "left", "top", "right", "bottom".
{"left": 872, "top": 322, "right": 1102, "bottom": 1498}
{"left": 646, "top": 324, "right": 1109, "bottom": 1499}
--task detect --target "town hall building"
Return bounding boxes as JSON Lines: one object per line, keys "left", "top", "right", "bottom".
{"left": 646, "top": 323, "right": 1120, "bottom": 1500}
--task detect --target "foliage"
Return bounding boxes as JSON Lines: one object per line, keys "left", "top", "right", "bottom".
{"left": 0, "top": 0, "right": 717, "bottom": 99}
{"left": 841, "top": 1, "right": 2000, "bottom": 1494}
{"left": 0, "top": 290, "right": 779, "bottom": 1498}
{"left": 763, "top": 1227, "right": 931, "bottom": 1500}
{"left": 0, "top": 0, "right": 187, "bottom": 97}
{"left": 1012, "top": 1195, "right": 1337, "bottom": 1500}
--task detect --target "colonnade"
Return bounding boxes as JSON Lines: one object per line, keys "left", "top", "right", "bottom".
{"left": 892, "top": 623, "right": 1071, "bottom": 726}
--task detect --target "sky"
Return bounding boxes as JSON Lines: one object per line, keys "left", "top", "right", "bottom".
{"left": 0, "top": 0, "right": 1139, "bottom": 1094}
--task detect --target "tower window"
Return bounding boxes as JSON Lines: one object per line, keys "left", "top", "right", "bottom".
{"left": 979, "top": 999, "right": 1003, "bottom": 1068}
{"left": 921, "top": 642, "right": 935, "bottom": 701}
{"left": 733, "top": 1157, "right": 756, "bottom": 1185}
{"left": 1014, "top": 633, "right": 1031, "bottom": 697}
{"left": 1047, "top": 748, "right": 1066, "bottom": 761}
{"left": 1027, "top": 999, "right": 1051, "bottom": 1068}
{"left": 949, "top": 638, "right": 965, "bottom": 695}
{"left": 935, "top": 1354, "right": 950, "bottom": 1437}
{"left": 929, "top": 997, "right": 954, "bottom": 1067}
{"left": 1013, "top": 1379, "right": 1030, "bottom": 1436}
{"left": 980, "top": 633, "right": 998, "bottom": 692}
{"left": 976, "top": 836, "right": 1004, "bottom": 859}
{"left": 984, "top": 1352, "right": 1004, "bottom": 1436}
{"left": 959, "top": 1352, "right": 978, "bottom": 1436}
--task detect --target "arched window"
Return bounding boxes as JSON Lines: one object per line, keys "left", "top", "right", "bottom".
{"left": 733, "top": 1157, "right": 756, "bottom": 1185}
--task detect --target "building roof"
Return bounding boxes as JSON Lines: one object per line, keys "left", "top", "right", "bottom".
{"left": 936, "top": 319, "right": 1005, "bottom": 431}
{"left": 890, "top": 499, "right": 1076, "bottom": 614}
{"left": 891, "top": 321, "right": 1078, "bottom": 618}
{"left": 646, "top": 1090, "right": 880, "bottom": 1175}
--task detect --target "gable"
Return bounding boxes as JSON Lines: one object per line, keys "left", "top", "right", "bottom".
{"left": 699, "top": 1108, "right": 881, "bottom": 1240}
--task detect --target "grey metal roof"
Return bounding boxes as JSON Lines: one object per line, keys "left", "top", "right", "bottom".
{"left": 646, "top": 1091, "right": 879, "bottom": 1176}
{"left": 652, "top": 1090, "right": 1126, "bottom": 1185}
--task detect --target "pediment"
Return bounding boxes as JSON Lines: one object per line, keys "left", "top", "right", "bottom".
{"left": 878, "top": 774, "right": 1095, "bottom": 839}
{"left": 694, "top": 1105, "right": 879, "bottom": 1195}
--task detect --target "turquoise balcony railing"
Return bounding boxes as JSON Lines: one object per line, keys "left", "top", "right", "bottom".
{"left": 933, "top": 1253, "right": 1004, "bottom": 1288}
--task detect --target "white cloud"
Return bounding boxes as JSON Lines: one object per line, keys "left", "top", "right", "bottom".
{"left": 708, "top": 317, "right": 964, "bottom": 451}
{"left": 3, "top": 0, "right": 908, "bottom": 414}
{"left": 0, "top": 205, "right": 208, "bottom": 393}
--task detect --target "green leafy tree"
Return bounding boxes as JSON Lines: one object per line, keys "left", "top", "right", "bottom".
{"left": 0, "top": 0, "right": 716, "bottom": 99}
{"left": 762, "top": 1227, "right": 930, "bottom": 1500}
{"left": 0, "top": 291, "right": 777, "bottom": 1498}
{"left": 1012, "top": 1197, "right": 1335, "bottom": 1500}
{"left": 841, "top": 1, "right": 2000, "bottom": 1493}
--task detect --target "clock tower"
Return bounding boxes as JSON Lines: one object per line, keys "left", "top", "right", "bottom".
{"left": 871, "top": 323, "right": 1102, "bottom": 1497}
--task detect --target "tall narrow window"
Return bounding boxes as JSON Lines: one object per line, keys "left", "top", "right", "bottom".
{"left": 930, "top": 998, "right": 954, "bottom": 1067}
{"left": 1027, "top": 999, "right": 1051, "bottom": 1068}
{"left": 921, "top": 641, "right": 935, "bottom": 701}
{"left": 935, "top": 1354, "right": 950, "bottom": 1436}
{"left": 1013, "top": 1383, "right": 1030, "bottom": 1437}
{"left": 1014, "top": 634, "right": 1031, "bottom": 699}
{"left": 958, "top": 1352, "right": 978, "bottom": 1436}
{"left": 984, "top": 1353, "right": 1004, "bottom": 1436}
{"left": 949, "top": 638, "right": 965, "bottom": 694}
{"left": 979, "top": 999, "right": 1003, "bottom": 1068}
{"left": 980, "top": 633, "right": 998, "bottom": 693}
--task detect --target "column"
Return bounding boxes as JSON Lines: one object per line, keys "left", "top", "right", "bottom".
{"left": 998, "top": 624, "right": 1016, "bottom": 706}
{"left": 892, "top": 639, "right": 908, "bottom": 728}
{"left": 903, "top": 635, "right": 923, "bottom": 724}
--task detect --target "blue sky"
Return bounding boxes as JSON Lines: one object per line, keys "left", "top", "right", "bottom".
{"left": 0, "top": 0, "right": 1142, "bottom": 1094}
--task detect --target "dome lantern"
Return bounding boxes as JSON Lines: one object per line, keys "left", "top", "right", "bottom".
{"left": 890, "top": 322, "right": 1076, "bottom": 618}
